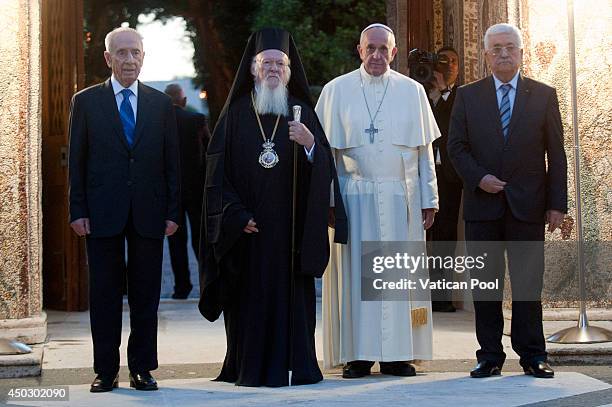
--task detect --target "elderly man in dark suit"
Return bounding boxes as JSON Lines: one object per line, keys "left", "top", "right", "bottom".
{"left": 448, "top": 23, "right": 567, "bottom": 379}
{"left": 163, "top": 83, "right": 210, "bottom": 299}
{"left": 69, "top": 27, "right": 179, "bottom": 392}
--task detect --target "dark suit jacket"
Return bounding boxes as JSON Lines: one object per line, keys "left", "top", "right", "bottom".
{"left": 68, "top": 79, "right": 180, "bottom": 239}
{"left": 431, "top": 85, "right": 461, "bottom": 184}
{"left": 447, "top": 74, "right": 567, "bottom": 223}
{"left": 174, "top": 106, "right": 210, "bottom": 202}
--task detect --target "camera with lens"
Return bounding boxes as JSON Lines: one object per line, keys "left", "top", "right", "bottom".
{"left": 407, "top": 48, "right": 450, "bottom": 85}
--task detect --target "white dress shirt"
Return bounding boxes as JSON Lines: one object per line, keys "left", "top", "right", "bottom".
{"left": 304, "top": 142, "right": 315, "bottom": 162}
{"left": 428, "top": 82, "right": 455, "bottom": 106}
{"left": 493, "top": 71, "right": 519, "bottom": 116}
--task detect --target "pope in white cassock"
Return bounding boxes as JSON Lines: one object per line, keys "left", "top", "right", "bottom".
{"left": 315, "top": 23, "right": 440, "bottom": 378}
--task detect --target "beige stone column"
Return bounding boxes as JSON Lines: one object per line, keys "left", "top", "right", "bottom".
{"left": 0, "top": 0, "right": 46, "bottom": 354}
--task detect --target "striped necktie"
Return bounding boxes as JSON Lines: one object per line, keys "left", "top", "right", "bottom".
{"left": 119, "top": 88, "right": 135, "bottom": 147}
{"left": 499, "top": 83, "right": 512, "bottom": 142}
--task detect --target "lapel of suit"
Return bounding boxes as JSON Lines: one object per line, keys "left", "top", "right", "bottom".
{"left": 447, "top": 85, "right": 458, "bottom": 105}
{"left": 482, "top": 76, "right": 505, "bottom": 145}
{"left": 131, "top": 82, "right": 151, "bottom": 149}
{"left": 100, "top": 79, "right": 130, "bottom": 151}
{"left": 507, "top": 74, "right": 530, "bottom": 141}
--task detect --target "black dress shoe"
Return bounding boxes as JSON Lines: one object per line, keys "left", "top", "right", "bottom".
{"left": 432, "top": 301, "right": 456, "bottom": 312}
{"left": 129, "top": 371, "right": 158, "bottom": 390}
{"left": 380, "top": 361, "right": 416, "bottom": 377}
{"left": 470, "top": 361, "right": 502, "bottom": 378}
{"left": 523, "top": 361, "right": 554, "bottom": 378}
{"left": 342, "top": 361, "right": 372, "bottom": 378}
{"left": 90, "top": 374, "right": 118, "bottom": 393}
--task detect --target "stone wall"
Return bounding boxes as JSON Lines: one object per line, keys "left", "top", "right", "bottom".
{"left": 445, "top": 0, "right": 611, "bottom": 307}
{"left": 523, "top": 0, "right": 612, "bottom": 306}
{"left": 0, "top": 0, "right": 46, "bottom": 342}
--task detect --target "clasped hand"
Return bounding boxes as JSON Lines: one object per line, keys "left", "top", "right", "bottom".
{"left": 478, "top": 175, "right": 565, "bottom": 233}
{"left": 70, "top": 218, "right": 178, "bottom": 236}
{"left": 244, "top": 218, "right": 259, "bottom": 234}
{"left": 479, "top": 174, "right": 507, "bottom": 193}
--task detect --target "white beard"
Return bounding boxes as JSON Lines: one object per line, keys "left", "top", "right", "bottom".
{"left": 254, "top": 80, "right": 289, "bottom": 117}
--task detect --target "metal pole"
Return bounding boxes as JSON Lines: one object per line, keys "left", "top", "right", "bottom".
{"left": 288, "top": 105, "right": 302, "bottom": 385}
{"left": 547, "top": 0, "right": 611, "bottom": 343}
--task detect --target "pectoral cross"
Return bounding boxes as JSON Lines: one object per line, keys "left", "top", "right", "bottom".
{"left": 365, "top": 122, "right": 379, "bottom": 143}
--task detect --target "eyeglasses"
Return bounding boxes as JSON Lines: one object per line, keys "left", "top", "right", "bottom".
{"left": 257, "top": 59, "right": 288, "bottom": 69}
{"left": 489, "top": 46, "right": 520, "bottom": 56}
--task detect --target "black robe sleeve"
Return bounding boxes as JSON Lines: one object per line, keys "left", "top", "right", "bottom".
{"left": 297, "top": 104, "right": 347, "bottom": 277}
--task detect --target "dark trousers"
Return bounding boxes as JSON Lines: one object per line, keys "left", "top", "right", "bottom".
{"left": 86, "top": 216, "right": 163, "bottom": 376}
{"left": 167, "top": 196, "right": 202, "bottom": 293}
{"left": 465, "top": 207, "right": 546, "bottom": 368}
{"left": 427, "top": 169, "right": 462, "bottom": 301}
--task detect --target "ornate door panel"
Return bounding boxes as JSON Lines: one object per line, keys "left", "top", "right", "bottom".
{"left": 41, "top": 0, "right": 88, "bottom": 311}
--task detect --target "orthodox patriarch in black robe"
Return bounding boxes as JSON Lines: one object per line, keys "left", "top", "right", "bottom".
{"left": 198, "top": 27, "right": 348, "bottom": 387}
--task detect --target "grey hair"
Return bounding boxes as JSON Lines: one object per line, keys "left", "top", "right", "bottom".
{"left": 252, "top": 50, "right": 291, "bottom": 66}
{"left": 360, "top": 23, "right": 396, "bottom": 47}
{"left": 484, "top": 23, "right": 523, "bottom": 50}
{"left": 104, "top": 26, "right": 143, "bottom": 52}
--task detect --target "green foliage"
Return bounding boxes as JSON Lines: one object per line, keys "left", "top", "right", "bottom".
{"left": 81, "top": 0, "right": 385, "bottom": 120}
{"left": 252, "top": 0, "right": 386, "bottom": 86}
{"left": 83, "top": 0, "right": 176, "bottom": 86}
{"left": 82, "top": 0, "right": 257, "bottom": 121}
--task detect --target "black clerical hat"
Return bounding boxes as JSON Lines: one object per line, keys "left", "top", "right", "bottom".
{"left": 253, "top": 27, "right": 291, "bottom": 55}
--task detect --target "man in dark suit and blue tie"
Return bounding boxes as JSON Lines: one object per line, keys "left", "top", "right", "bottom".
{"left": 163, "top": 83, "right": 210, "bottom": 299}
{"left": 448, "top": 23, "right": 567, "bottom": 379}
{"left": 68, "top": 27, "right": 180, "bottom": 392}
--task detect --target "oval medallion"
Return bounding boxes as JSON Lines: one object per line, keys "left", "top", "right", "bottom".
{"left": 259, "top": 148, "right": 279, "bottom": 168}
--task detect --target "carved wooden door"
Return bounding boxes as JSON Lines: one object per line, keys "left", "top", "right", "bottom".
{"left": 41, "top": 0, "right": 88, "bottom": 311}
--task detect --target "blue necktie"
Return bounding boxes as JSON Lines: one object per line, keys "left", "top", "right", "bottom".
{"left": 499, "top": 83, "right": 512, "bottom": 142}
{"left": 119, "top": 88, "right": 135, "bottom": 147}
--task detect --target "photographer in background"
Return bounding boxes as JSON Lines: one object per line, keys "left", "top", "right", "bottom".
{"left": 426, "top": 46, "right": 463, "bottom": 312}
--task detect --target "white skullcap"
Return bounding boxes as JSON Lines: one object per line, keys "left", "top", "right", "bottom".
{"left": 361, "top": 23, "right": 394, "bottom": 36}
